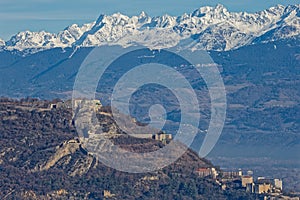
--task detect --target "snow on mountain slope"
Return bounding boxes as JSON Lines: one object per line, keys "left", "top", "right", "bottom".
{"left": 2, "top": 4, "right": 300, "bottom": 53}
{"left": 188, "top": 21, "right": 253, "bottom": 51}
{"left": 253, "top": 5, "right": 300, "bottom": 43}
{"left": 6, "top": 31, "right": 57, "bottom": 50}
{"left": 0, "top": 38, "right": 5, "bottom": 46}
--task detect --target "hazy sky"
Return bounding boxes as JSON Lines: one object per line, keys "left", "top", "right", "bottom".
{"left": 0, "top": 0, "right": 299, "bottom": 40}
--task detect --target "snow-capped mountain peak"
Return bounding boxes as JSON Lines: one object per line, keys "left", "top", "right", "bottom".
{"left": 2, "top": 4, "right": 300, "bottom": 53}
{"left": 138, "top": 11, "right": 148, "bottom": 19}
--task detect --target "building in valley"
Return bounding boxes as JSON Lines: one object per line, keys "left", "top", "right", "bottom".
{"left": 242, "top": 175, "right": 254, "bottom": 187}
{"left": 197, "top": 167, "right": 218, "bottom": 179}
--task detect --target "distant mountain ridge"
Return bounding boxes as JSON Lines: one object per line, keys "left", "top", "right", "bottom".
{"left": 0, "top": 4, "right": 300, "bottom": 53}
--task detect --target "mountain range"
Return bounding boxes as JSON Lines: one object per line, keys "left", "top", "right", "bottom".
{"left": 0, "top": 4, "right": 300, "bottom": 53}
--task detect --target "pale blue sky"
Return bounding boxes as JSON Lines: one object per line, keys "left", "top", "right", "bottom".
{"left": 0, "top": 0, "right": 299, "bottom": 40}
